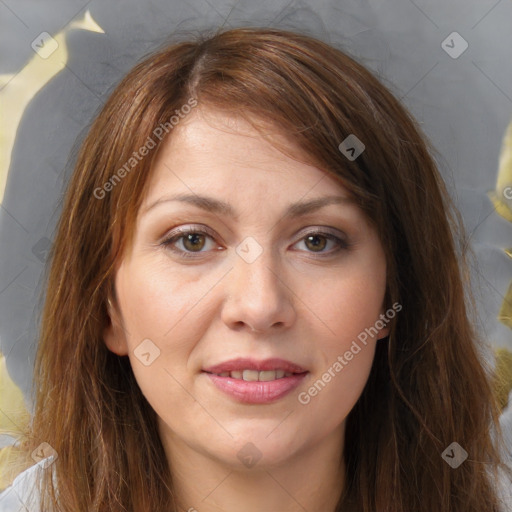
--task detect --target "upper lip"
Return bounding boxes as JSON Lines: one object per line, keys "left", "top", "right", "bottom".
{"left": 202, "top": 358, "right": 308, "bottom": 374}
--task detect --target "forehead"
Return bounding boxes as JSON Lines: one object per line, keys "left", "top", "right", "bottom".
{"left": 143, "top": 107, "right": 351, "bottom": 208}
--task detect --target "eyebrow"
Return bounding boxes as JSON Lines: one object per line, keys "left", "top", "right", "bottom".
{"left": 142, "top": 193, "right": 356, "bottom": 219}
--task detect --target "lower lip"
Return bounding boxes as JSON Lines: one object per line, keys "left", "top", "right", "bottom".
{"left": 203, "top": 372, "right": 308, "bottom": 404}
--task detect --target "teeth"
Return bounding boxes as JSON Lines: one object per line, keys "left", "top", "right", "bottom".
{"left": 242, "top": 369, "right": 260, "bottom": 381}
{"left": 214, "top": 369, "right": 296, "bottom": 381}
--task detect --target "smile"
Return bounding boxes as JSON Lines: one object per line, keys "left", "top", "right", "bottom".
{"left": 208, "top": 369, "right": 295, "bottom": 381}
{"left": 201, "top": 357, "right": 309, "bottom": 404}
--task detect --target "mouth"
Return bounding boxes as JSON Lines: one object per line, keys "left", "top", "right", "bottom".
{"left": 202, "top": 357, "right": 307, "bottom": 375}
{"left": 204, "top": 369, "right": 300, "bottom": 381}
{"left": 202, "top": 358, "right": 309, "bottom": 404}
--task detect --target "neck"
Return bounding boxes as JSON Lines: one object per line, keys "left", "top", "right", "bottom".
{"left": 159, "top": 424, "right": 346, "bottom": 512}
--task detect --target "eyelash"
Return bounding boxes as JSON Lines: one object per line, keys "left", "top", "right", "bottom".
{"left": 160, "top": 225, "right": 350, "bottom": 260}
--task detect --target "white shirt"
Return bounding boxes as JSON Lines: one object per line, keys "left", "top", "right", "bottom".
{"left": 0, "top": 456, "right": 50, "bottom": 512}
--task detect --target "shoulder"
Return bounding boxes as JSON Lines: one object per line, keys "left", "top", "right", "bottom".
{"left": 496, "top": 463, "right": 512, "bottom": 512}
{"left": 0, "top": 456, "right": 54, "bottom": 512}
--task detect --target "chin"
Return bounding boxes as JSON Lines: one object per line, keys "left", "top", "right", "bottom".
{"left": 217, "top": 428, "right": 305, "bottom": 470}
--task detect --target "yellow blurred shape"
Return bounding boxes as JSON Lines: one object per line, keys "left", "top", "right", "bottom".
{"left": 0, "top": 9, "right": 104, "bottom": 203}
{"left": 488, "top": 120, "right": 512, "bottom": 329}
{"left": 493, "top": 348, "right": 512, "bottom": 411}
{"left": 488, "top": 120, "right": 512, "bottom": 222}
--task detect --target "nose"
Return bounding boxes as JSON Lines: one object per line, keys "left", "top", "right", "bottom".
{"left": 220, "top": 246, "right": 296, "bottom": 334}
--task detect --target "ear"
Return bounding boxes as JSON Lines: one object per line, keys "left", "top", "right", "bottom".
{"left": 376, "top": 308, "right": 391, "bottom": 341}
{"left": 103, "top": 299, "right": 129, "bottom": 356}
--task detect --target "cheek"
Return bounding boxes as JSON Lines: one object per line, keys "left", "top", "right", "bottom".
{"left": 114, "top": 259, "right": 227, "bottom": 413}
{"left": 307, "top": 261, "right": 387, "bottom": 351}
{"left": 297, "top": 342, "right": 376, "bottom": 441}
{"left": 296, "top": 272, "right": 382, "bottom": 425}
{"left": 115, "top": 258, "right": 217, "bottom": 348}
{"left": 298, "top": 251, "right": 385, "bottom": 414}
{"left": 115, "top": 262, "right": 205, "bottom": 422}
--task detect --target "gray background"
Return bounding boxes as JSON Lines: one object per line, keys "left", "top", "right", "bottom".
{"left": 1, "top": 0, "right": 511, "bottom": 413}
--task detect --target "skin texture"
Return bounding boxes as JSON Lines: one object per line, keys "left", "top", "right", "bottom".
{"left": 103, "top": 108, "right": 389, "bottom": 512}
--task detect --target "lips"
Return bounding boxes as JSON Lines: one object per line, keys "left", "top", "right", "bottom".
{"left": 213, "top": 369, "right": 292, "bottom": 381}
{"left": 202, "top": 358, "right": 309, "bottom": 404}
{"left": 202, "top": 357, "right": 307, "bottom": 375}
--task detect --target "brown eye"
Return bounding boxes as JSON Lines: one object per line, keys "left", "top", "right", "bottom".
{"left": 292, "top": 229, "right": 349, "bottom": 257}
{"left": 182, "top": 233, "right": 206, "bottom": 252}
{"left": 161, "top": 225, "right": 219, "bottom": 259}
{"left": 304, "top": 234, "right": 328, "bottom": 252}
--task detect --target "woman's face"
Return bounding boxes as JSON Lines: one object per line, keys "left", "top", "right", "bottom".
{"left": 104, "top": 108, "right": 389, "bottom": 469}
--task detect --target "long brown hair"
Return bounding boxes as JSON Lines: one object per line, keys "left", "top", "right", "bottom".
{"left": 27, "top": 27, "right": 510, "bottom": 511}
